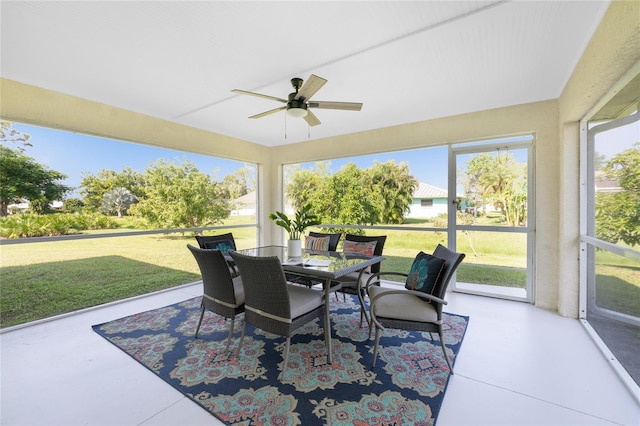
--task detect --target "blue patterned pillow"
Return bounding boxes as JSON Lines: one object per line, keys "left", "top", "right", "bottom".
{"left": 405, "top": 252, "right": 446, "bottom": 297}
{"left": 204, "top": 239, "right": 235, "bottom": 253}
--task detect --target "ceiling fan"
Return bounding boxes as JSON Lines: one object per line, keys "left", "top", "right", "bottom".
{"left": 232, "top": 74, "right": 363, "bottom": 126}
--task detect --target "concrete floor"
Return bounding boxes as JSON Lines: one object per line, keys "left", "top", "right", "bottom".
{"left": 1, "top": 282, "right": 639, "bottom": 425}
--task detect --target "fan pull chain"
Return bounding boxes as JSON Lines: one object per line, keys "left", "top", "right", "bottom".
{"left": 284, "top": 112, "right": 287, "bottom": 139}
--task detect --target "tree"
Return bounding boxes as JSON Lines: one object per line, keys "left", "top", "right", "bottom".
{"left": 594, "top": 151, "right": 607, "bottom": 171}
{"left": 221, "top": 164, "right": 255, "bottom": 201}
{"left": 285, "top": 161, "right": 416, "bottom": 227}
{"left": 286, "top": 162, "right": 331, "bottom": 210}
{"left": 286, "top": 162, "right": 379, "bottom": 224}
{"left": 63, "top": 197, "right": 85, "bottom": 213}
{"left": 595, "top": 142, "right": 640, "bottom": 247}
{"left": 462, "top": 152, "right": 527, "bottom": 225}
{"left": 318, "top": 163, "right": 379, "bottom": 226}
{"left": 0, "top": 146, "right": 71, "bottom": 216}
{"left": 79, "top": 168, "right": 144, "bottom": 212}
{"left": 502, "top": 179, "right": 528, "bottom": 226}
{"left": 368, "top": 160, "right": 418, "bottom": 224}
{"left": 0, "top": 121, "right": 32, "bottom": 151}
{"left": 101, "top": 187, "right": 137, "bottom": 217}
{"left": 132, "top": 159, "right": 231, "bottom": 228}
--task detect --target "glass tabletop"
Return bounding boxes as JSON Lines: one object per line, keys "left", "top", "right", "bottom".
{"left": 237, "top": 245, "right": 384, "bottom": 280}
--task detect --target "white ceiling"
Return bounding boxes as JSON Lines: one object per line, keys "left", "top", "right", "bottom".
{"left": 1, "top": 1, "right": 610, "bottom": 147}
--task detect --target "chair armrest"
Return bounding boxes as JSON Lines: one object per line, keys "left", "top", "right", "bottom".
{"left": 369, "top": 288, "right": 448, "bottom": 306}
{"left": 364, "top": 271, "right": 409, "bottom": 293}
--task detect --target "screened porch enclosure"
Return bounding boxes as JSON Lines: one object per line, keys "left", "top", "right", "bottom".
{"left": 582, "top": 100, "right": 640, "bottom": 389}
{"left": 1, "top": 0, "right": 639, "bottom": 408}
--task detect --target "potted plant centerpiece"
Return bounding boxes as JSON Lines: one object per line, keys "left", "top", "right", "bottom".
{"left": 269, "top": 203, "right": 321, "bottom": 258}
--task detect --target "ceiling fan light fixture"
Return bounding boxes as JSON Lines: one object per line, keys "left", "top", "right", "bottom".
{"left": 287, "top": 106, "right": 308, "bottom": 118}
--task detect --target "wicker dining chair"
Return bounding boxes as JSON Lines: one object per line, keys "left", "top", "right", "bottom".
{"left": 229, "top": 251, "right": 330, "bottom": 378}
{"left": 332, "top": 234, "right": 387, "bottom": 326}
{"left": 187, "top": 244, "right": 245, "bottom": 354}
{"left": 366, "top": 244, "right": 465, "bottom": 373}
{"left": 194, "top": 233, "right": 238, "bottom": 276}
{"left": 195, "top": 232, "right": 237, "bottom": 250}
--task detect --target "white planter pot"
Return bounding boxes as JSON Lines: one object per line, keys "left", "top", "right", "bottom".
{"left": 287, "top": 239, "right": 302, "bottom": 258}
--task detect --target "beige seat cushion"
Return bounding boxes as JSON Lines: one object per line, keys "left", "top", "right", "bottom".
{"left": 286, "top": 284, "right": 324, "bottom": 319}
{"left": 369, "top": 286, "right": 438, "bottom": 323}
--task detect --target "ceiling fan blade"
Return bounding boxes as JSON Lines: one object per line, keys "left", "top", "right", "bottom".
{"left": 304, "top": 109, "right": 321, "bottom": 126}
{"left": 249, "top": 106, "right": 286, "bottom": 119}
{"left": 232, "top": 89, "right": 287, "bottom": 103}
{"left": 295, "top": 74, "right": 327, "bottom": 101}
{"left": 309, "top": 101, "right": 363, "bottom": 111}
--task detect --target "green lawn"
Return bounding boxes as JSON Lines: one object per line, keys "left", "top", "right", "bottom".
{"left": 377, "top": 256, "right": 526, "bottom": 287}
{"left": 595, "top": 265, "right": 640, "bottom": 317}
{"left": 0, "top": 216, "right": 258, "bottom": 328}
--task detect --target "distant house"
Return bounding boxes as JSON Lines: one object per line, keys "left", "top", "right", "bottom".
{"left": 595, "top": 171, "right": 622, "bottom": 193}
{"left": 7, "top": 200, "right": 63, "bottom": 214}
{"left": 231, "top": 191, "right": 256, "bottom": 216}
{"left": 406, "top": 183, "right": 451, "bottom": 219}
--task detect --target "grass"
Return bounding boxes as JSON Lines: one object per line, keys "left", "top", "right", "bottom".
{"left": 1, "top": 215, "right": 637, "bottom": 327}
{"left": 1, "top": 256, "right": 199, "bottom": 326}
{"left": 595, "top": 265, "right": 640, "bottom": 317}
{"left": 379, "top": 257, "right": 527, "bottom": 287}
{"left": 0, "top": 216, "right": 259, "bottom": 328}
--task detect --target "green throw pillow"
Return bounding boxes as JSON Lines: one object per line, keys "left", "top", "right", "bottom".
{"left": 405, "top": 251, "right": 446, "bottom": 297}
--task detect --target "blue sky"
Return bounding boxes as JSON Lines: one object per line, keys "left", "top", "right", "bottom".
{"left": 12, "top": 123, "right": 247, "bottom": 193}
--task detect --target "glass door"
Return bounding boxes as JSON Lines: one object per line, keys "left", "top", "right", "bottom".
{"left": 449, "top": 136, "right": 534, "bottom": 302}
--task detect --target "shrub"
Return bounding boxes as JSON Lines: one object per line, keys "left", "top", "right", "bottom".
{"left": 0, "top": 213, "right": 118, "bottom": 238}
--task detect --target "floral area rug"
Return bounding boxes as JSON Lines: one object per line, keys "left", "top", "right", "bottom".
{"left": 92, "top": 293, "right": 468, "bottom": 425}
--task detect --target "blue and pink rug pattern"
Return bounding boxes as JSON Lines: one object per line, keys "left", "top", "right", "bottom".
{"left": 93, "top": 294, "right": 468, "bottom": 425}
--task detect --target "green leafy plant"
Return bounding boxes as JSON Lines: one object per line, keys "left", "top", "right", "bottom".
{"left": 0, "top": 212, "right": 118, "bottom": 238}
{"left": 269, "top": 203, "right": 321, "bottom": 240}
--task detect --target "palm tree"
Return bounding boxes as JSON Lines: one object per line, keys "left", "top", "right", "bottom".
{"left": 100, "top": 187, "right": 137, "bottom": 217}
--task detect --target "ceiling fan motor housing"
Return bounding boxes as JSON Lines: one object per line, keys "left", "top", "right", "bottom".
{"left": 290, "top": 77, "right": 304, "bottom": 91}
{"left": 287, "top": 98, "right": 307, "bottom": 110}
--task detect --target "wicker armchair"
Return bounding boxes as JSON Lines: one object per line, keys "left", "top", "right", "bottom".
{"left": 187, "top": 244, "right": 245, "bottom": 354}
{"left": 194, "top": 233, "right": 238, "bottom": 276}
{"left": 366, "top": 244, "right": 465, "bottom": 373}
{"left": 229, "top": 251, "right": 331, "bottom": 377}
{"left": 332, "top": 234, "right": 387, "bottom": 325}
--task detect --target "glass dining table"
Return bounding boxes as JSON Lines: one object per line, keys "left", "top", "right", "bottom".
{"left": 233, "top": 245, "right": 386, "bottom": 363}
